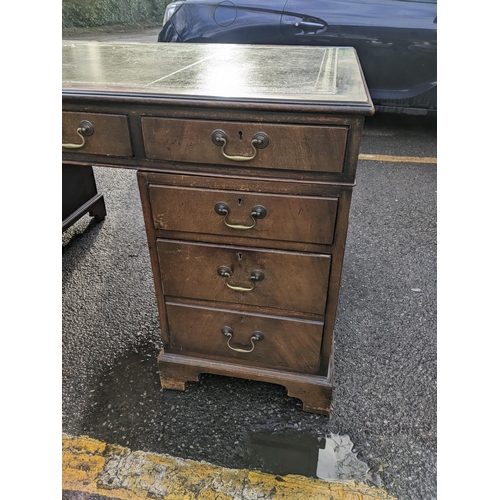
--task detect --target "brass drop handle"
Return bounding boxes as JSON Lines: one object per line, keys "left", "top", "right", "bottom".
{"left": 214, "top": 202, "right": 267, "bottom": 230}
{"left": 211, "top": 129, "right": 269, "bottom": 162}
{"left": 62, "top": 120, "right": 94, "bottom": 149}
{"left": 217, "top": 266, "right": 264, "bottom": 292}
{"left": 221, "top": 326, "right": 264, "bottom": 353}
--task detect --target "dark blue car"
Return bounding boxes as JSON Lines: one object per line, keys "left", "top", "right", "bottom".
{"left": 158, "top": 0, "right": 437, "bottom": 115}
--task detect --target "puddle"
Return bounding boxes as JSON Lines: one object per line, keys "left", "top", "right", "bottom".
{"left": 244, "top": 430, "right": 381, "bottom": 486}
{"left": 69, "top": 343, "right": 381, "bottom": 488}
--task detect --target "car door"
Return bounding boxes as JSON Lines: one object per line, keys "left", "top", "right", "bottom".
{"left": 226, "top": 0, "right": 289, "bottom": 43}
{"left": 173, "top": 0, "right": 289, "bottom": 44}
{"left": 279, "top": 0, "right": 436, "bottom": 100}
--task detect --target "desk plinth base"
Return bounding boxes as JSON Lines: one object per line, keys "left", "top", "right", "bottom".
{"left": 157, "top": 351, "right": 332, "bottom": 415}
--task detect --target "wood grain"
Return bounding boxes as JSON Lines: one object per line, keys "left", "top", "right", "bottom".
{"left": 62, "top": 112, "right": 132, "bottom": 157}
{"left": 149, "top": 184, "right": 338, "bottom": 245}
{"left": 142, "top": 117, "right": 348, "bottom": 172}
{"left": 165, "top": 303, "right": 324, "bottom": 374}
{"left": 156, "top": 239, "right": 331, "bottom": 315}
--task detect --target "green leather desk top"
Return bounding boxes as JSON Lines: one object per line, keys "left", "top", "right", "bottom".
{"left": 62, "top": 41, "right": 373, "bottom": 112}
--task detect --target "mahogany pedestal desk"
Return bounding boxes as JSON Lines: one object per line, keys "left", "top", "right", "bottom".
{"left": 62, "top": 41, "right": 374, "bottom": 414}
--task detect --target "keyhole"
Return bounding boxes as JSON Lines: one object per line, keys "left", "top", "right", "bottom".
{"left": 237, "top": 198, "right": 242, "bottom": 206}
{"left": 238, "top": 131, "right": 243, "bottom": 141}
{"left": 238, "top": 252, "right": 243, "bottom": 260}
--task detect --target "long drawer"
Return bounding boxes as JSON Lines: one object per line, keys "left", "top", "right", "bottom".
{"left": 157, "top": 240, "right": 331, "bottom": 315}
{"left": 166, "top": 302, "right": 323, "bottom": 374}
{"left": 62, "top": 112, "right": 133, "bottom": 157}
{"left": 149, "top": 184, "right": 338, "bottom": 245}
{"left": 141, "top": 117, "right": 348, "bottom": 173}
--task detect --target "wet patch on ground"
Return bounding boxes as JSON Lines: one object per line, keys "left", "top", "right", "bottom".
{"left": 65, "top": 336, "right": 380, "bottom": 488}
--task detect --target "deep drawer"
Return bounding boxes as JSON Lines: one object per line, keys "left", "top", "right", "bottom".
{"left": 142, "top": 117, "right": 348, "bottom": 173}
{"left": 62, "top": 112, "right": 133, "bottom": 157}
{"left": 157, "top": 240, "right": 331, "bottom": 315}
{"left": 149, "top": 184, "right": 338, "bottom": 245}
{"left": 166, "top": 302, "right": 323, "bottom": 374}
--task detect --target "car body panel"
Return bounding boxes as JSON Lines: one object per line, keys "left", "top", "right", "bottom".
{"left": 281, "top": 0, "right": 436, "bottom": 100}
{"left": 158, "top": 0, "right": 437, "bottom": 114}
{"left": 160, "top": 0, "right": 289, "bottom": 44}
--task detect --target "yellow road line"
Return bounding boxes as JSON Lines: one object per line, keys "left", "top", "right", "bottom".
{"left": 359, "top": 153, "right": 437, "bottom": 164}
{"left": 62, "top": 434, "right": 397, "bottom": 500}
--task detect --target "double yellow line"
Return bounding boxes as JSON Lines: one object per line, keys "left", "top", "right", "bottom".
{"left": 359, "top": 153, "right": 437, "bottom": 164}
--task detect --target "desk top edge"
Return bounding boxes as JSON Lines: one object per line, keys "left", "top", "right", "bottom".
{"left": 62, "top": 90, "right": 375, "bottom": 116}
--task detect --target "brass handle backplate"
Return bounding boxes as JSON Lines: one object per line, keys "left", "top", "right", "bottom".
{"left": 217, "top": 266, "right": 264, "bottom": 292}
{"left": 221, "top": 326, "right": 264, "bottom": 353}
{"left": 62, "top": 120, "right": 94, "bottom": 149}
{"left": 214, "top": 202, "right": 267, "bottom": 230}
{"left": 211, "top": 129, "right": 269, "bottom": 162}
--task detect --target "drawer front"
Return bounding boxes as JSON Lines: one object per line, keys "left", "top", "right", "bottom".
{"left": 157, "top": 240, "right": 331, "bottom": 315}
{"left": 142, "top": 117, "right": 348, "bottom": 173}
{"left": 149, "top": 184, "right": 338, "bottom": 245}
{"left": 62, "top": 112, "right": 133, "bottom": 157}
{"left": 166, "top": 303, "right": 323, "bottom": 374}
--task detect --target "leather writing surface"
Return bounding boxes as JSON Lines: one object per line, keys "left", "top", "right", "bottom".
{"left": 62, "top": 42, "right": 372, "bottom": 107}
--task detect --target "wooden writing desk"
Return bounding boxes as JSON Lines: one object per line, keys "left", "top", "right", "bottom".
{"left": 62, "top": 41, "right": 374, "bottom": 414}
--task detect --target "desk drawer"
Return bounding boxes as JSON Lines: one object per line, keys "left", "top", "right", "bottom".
{"left": 166, "top": 302, "right": 323, "bottom": 374}
{"left": 62, "top": 112, "right": 133, "bottom": 157}
{"left": 142, "top": 117, "right": 347, "bottom": 173}
{"left": 157, "top": 240, "right": 331, "bottom": 315}
{"left": 149, "top": 184, "right": 338, "bottom": 245}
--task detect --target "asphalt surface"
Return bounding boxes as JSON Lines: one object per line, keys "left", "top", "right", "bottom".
{"left": 62, "top": 28, "right": 437, "bottom": 500}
